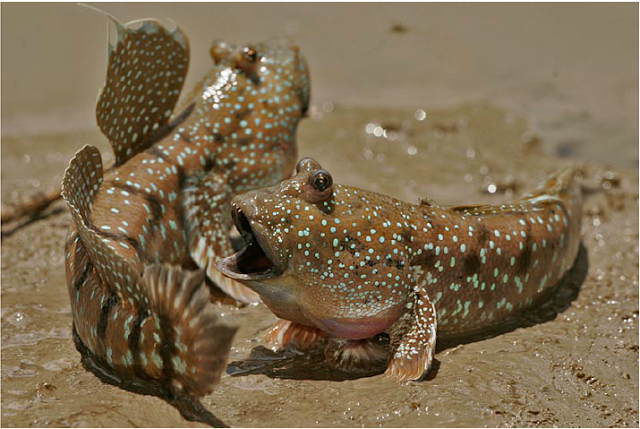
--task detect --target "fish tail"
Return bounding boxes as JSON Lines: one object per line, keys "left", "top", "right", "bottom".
{"left": 520, "top": 167, "right": 582, "bottom": 215}
{"left": 540, "top": 167, "right": 581, "bottom": 199}
{"left": 537, "top": 167, "right": 583, "bottom": 230}
{"left": 62, "top": 146, "right": 237, "bottom": 397}
{"left": 519, "top": 167, "right": 583, "bottom": 259}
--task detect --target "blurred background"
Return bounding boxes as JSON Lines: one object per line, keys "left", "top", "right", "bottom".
{"left": 2, "top": 2, "right": 638, "bottom": 167}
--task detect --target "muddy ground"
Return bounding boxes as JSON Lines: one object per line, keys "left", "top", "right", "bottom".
{"left": 2, "top": 103, "right": 638, "bottom": 427}
{"left": 2, "top": 3, "right": 639, "bottom": 428}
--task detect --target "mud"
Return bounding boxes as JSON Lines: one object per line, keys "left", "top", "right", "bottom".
{"left": 2, "top": 103, "right": 638, "bottom": 427}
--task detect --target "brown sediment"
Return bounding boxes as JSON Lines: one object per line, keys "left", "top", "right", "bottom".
{"left": 2, "top": 104, "right": 638, "bottom": 427}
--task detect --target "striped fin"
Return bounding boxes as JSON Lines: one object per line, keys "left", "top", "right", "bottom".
{"left": 324, "top": 339, "right": 388, "bottom": 375}
{"left": 61, "top": 145, "right": 148, "bottom": 307}
{"left": 143, "top": 264, "right": 237, "bottom": 396}
{"left": 95, "top": 12, "right": 190, "bottom": 165}
{"left": 65, "top": 240, "right": 237, "bottom": 398}
{"left": 183, "top": 173, "right": 261, "bottom": 304}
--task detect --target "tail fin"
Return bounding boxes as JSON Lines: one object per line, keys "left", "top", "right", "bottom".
{"left": 62, "top": 146, "right": 237, "bottom": 399}
{"left": 527, "top": 167, "right": 581, "bottom": 199}
{"left": 452, "top": 167, "right": 582, "bottom": 219}
{"left": 521, "top": 167, "right": 583, "bottom": 222}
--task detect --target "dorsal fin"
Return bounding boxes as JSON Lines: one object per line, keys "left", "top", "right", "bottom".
{"left": 450, "top": 171, "right": 573, "bottom": 217}
{"left": 521, "top": 167, "right": 579, "bottom": 199}
{"left": 61, "top": 145, "right": 150, "bottom": 308}
{"left": 449, "top": 203, "right": 519, "bottom": 217}
{"left": 94, "top": 10, "right": 190, "bottom": 165}
{"left": 450, "top": 199, "right": 565, "bottom": 217}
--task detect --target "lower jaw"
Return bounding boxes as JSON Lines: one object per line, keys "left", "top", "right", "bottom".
{"left": 256, "top": 286, "right": 318, "bottom": 327}
{"left": 216, "top": 250, "right": 279, "bottom": 282}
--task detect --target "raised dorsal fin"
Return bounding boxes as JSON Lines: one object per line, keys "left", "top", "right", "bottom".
{"left": 61, "top": 145, "right": 150, "bottom": 308}
{"left": 94, "top": 11, "right": 190, "bottom": 165}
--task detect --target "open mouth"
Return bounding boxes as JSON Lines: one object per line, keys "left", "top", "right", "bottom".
{"left": 216, "top": 205, "right": 279, "bottom": 280}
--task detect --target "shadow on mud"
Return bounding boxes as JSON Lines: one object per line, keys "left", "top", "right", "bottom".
{"left": 227, "top": 344, "right": 388, "bottom": 381}
{"left": 72, "top": 329, "right": 229, "bottom": 428}
{"left": 1, "top": 204, "right": 65, "bottom": 239}
{"left": 228, "top": 244, "right": 589, "bottom": 382}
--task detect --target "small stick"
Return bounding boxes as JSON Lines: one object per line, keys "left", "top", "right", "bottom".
{"left": 1, "top": 188, "right": 63, "bottom": 224}
{"left": 1, "top": 160, "right": 116, "bottom": 226}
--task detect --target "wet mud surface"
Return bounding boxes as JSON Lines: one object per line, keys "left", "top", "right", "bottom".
{"left": 2, "top": 103, "right": 639, "bottom": 427}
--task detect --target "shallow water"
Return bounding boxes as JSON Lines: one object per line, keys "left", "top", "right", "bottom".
{"left": 1, "top": 103, "right": 638, "bottom": 427}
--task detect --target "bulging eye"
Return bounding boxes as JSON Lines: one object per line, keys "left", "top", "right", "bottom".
{"left": 296, "top": 158, "right": 314, "bottom": 174}
{"left": 242, "top": 46, "right": 258, "bottom": 63}
{"left": 234, "top": 46, "right": 261, "bottom": 85}
{"left": 210, "top": 40, "right": 232, "bottom": 64}
{"left": 310, "top": 170, "right": 333, "bottom": 192}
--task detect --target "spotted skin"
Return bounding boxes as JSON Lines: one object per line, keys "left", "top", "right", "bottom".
{"left": 217, "top": 159, "right": 582, "bottom": 382}
{"left": 62, "top": 14, "right": 309, "bottom": 397}
{"left": 91, "top": 34, "right": 309, "bottom": 302}
{"left": 96, "top": 18, "right": 189, "bottom": 165}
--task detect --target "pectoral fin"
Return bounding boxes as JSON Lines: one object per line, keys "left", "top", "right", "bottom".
{"left": 385, "top": 287, "right": 438, "bottom": 382}
{"left": 183, "top": 173, "right": 261, "bottom": 304}
{"left": 264, "top": 319, "right": 326, "bottom": 352}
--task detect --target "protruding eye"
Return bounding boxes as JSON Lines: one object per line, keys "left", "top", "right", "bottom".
{"left": 210, "top": 40, "right": 232, "bottom": 64}
{"left": 310, "top": 170, "right": 333, "bottom": 192}
{"left": 243, "top": 46, "right": 258, "bottom": 63}
{"left": 234, "top": 46, "right": 261, "bottom": 85}
{"left": 296, "top": 158, "right": 314, "bottom": 174}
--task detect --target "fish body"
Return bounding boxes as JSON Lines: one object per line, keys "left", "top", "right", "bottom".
{"left": 62, "top": 13, "right": 309, "bottom": 397}
{"left": 218, "top": 158, "right": 583, "bottom": 381}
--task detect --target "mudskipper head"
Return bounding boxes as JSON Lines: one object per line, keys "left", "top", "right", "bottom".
{"left": 209, "top": 39, "right": 310, "bottom": 116}
{"left": 217, "top": 159, "right": 411, "bottom": 340}
{"left": 204, "top": 39, "right": 310, "bottom": 183}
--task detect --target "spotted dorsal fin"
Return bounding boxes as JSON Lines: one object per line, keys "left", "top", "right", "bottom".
{"left": 95, "top": 12, "right": 190, "bottom": 165}
{"left": 451, "top": 193, "right": 567, "bottom": 219}
{"left": 61, "top": 145, "right": 149, "bottom": 308}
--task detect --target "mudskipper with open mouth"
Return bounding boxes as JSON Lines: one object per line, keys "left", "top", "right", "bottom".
{"left": 218, "top": 158, "right": 582, "bottom": 382}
